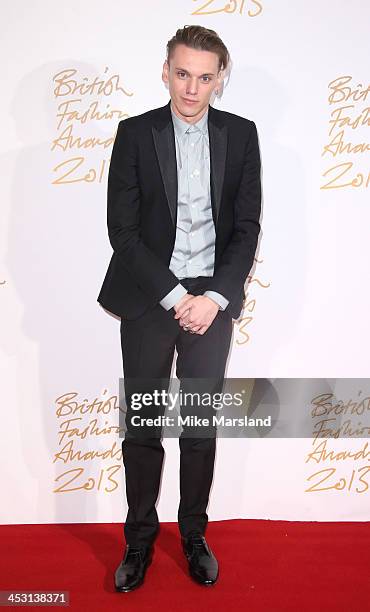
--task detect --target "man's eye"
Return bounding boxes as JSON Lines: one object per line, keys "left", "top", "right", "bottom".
{"left": 177, "top": 72, "right": 186, "bottom": 78}
{"left": 201, "top": 76, "right": 211, "bottom": 83}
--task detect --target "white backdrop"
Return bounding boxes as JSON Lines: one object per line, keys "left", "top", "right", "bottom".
{"left": 1, "top": 0, "right": 369, "bottom": 524}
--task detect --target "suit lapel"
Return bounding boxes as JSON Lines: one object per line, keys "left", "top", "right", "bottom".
{"left": 208, "top": 105, "right": 228, "bottom": 227}
{"left": 152, "top": 100, "right": 228, "bottom": 228}
{"left": 152, "top": 106, "right": 178, "bottom": 226}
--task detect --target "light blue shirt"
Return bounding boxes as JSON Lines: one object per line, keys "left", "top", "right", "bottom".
{"left": 159, "top": 105, "right": 229, "bottom": 312}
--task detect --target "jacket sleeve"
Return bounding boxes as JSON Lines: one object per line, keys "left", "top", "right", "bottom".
{"left": 107, "top": 119, "right": 181, "bottom": 302}
{"left": 204, "top": 120, "right": 262, "bottom": 304}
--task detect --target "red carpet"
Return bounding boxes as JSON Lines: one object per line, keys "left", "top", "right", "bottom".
{"left": 0, "top": 520, "right": 368, "bottom": 611}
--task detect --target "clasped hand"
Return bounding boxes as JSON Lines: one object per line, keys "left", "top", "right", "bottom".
{"left": 173, "top": 294, "right": 220, "bottom": 335}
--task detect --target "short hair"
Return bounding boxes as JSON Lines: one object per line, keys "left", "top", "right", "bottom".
{"left": 166, "top": 25, "right": 230, "bottom": 72}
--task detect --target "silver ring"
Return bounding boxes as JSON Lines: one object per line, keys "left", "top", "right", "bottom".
{"left": 184, "top": 326, "right": 189, "bottom": 331}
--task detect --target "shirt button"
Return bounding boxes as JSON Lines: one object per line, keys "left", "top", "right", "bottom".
{"left": 190, "top": 173, "right": 194, "bottom": 179}
{"left": 193, "top": 169, "right": 200, "bottom": 176}
{"left": 191, "top": 143, "right": 195, "bottom": 147}
{"left": 189, "top": 259, "right": 192, "bottom": 263}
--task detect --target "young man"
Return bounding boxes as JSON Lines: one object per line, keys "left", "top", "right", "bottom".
{"left": 98, "top": 25, "right": 261, "bottom": 592}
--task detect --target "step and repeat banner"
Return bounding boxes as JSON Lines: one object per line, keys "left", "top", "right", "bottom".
{"left": 1, "top": 0, "right": 369, "bottom": 524}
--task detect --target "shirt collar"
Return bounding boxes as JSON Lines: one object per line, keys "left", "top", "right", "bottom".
{"left": 170, "top": 104, "right": 209, "bottom": 137}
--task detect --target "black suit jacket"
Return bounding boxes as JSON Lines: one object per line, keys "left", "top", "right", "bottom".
{"left": 97, "top": 100, "right": 261, "bottom": 320}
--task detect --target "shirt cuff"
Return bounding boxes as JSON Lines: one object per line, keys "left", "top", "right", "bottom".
{"left": 204, "top": 290, "right": 229, "bottom": 311}
{"left": 159, "top": 284, "right": 188, "bottom": 311}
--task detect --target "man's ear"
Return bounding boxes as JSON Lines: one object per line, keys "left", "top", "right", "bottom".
{"left": 162, "top": 60, "right": 169, "bottom": 84}
{"left": 216, "top": 69, "right": 225, "bottom": 92}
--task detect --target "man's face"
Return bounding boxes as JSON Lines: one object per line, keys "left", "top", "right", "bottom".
{"left": 162, "top": 43, "right": 223, "bottom": 124}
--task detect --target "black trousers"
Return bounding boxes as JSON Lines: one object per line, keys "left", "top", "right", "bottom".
{"left": 120, "top": 277, "right": 233, "bottom": 548}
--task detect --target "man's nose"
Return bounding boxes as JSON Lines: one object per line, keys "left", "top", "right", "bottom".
{"left": 186, "top": 77, "right": 198, "bottom": 95}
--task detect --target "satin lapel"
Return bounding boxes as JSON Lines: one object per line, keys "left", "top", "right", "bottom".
{"left": 151, "top": 101, "right": 227, "bottom": 228}
{"left": 152, "top": 112, "right": 177, "bottom": 227}
{"left": 208, "top": 109, "right": 227, "bottom": 227}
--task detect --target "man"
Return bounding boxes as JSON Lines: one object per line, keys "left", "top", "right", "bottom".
{"left": 98, "top": 25, "right": 261, "bottom": 592}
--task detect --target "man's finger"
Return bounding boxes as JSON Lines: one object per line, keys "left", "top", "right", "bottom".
{"left": 174, "top": 305, "right": 191, "bottom": 319}
{"left": 179, "top": 316, "right": 194, "bottom": 327}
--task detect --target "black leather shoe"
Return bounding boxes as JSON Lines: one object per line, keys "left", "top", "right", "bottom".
{"left": 114, "top": 544, "right": 153, "bottom": 592}
{"left": 181, "top": 534, "right": 219, "bottom": 585}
